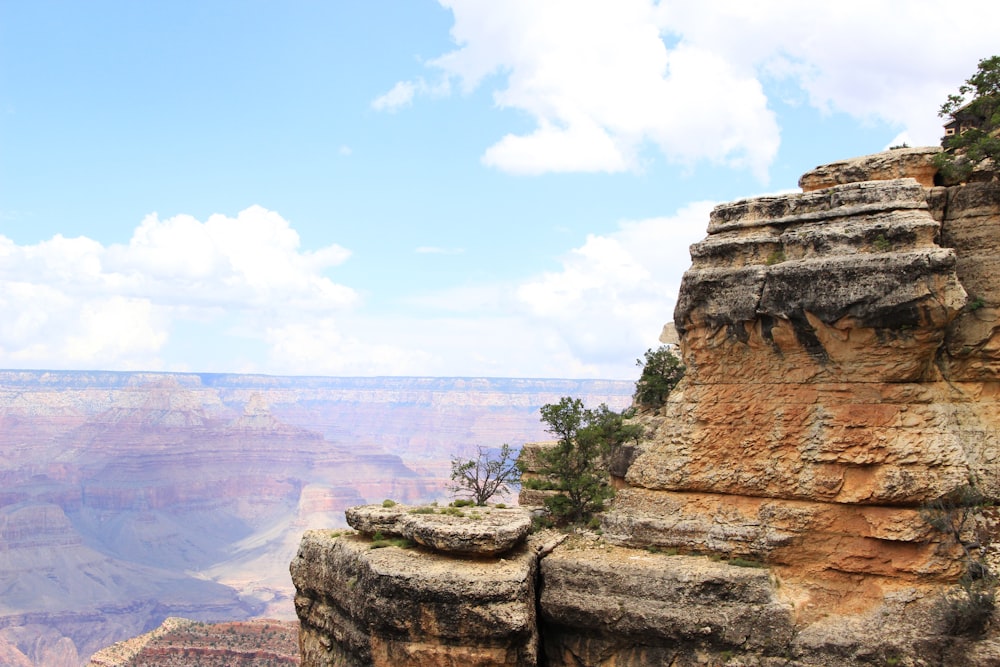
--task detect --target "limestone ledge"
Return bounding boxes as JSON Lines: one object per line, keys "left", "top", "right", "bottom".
{"left": 602, "top": 488, "right": 961, "bottom": 579}
{"left": 539, "top": 539, "right": 794, "bottom": 666}
{"left": 290, "top": 530, "right": 539, "bottom": 667}
{"left": 345, "top": 504, "right": 531, "bottom": 556}
{"left": 798, "top": 147, "right": 941, "bottom": 192}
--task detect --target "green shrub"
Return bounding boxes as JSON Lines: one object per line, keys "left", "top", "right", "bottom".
{"left": 370, "top": 537, "right": 415, "bottom": 550}
{"left": 522, "top": 478, "right": 558, "bottom": 490}
{"left": 450, "top": 498, "right": 475, "bottom": 507}
{"left": 408, "top": 506, "right": 436, "bottom": 514}
{"left": 634, "top": 345, "right": 685, "bottom": 409}
{"left": 381, "top": 499, "right": 397, "bottom": 508}
{"left": 533, "top": 398, "right": 642, "bottom": 525}
{"left": 921, "top": 482, "right": 997, "bottom": 636}
{"left": 935, "top": 55, "right": 1000, "bottom": 183}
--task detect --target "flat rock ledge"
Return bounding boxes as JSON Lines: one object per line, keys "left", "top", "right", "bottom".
{"left": 345, "top": 504, "right": 531, "bottom": 556}
{"left": 798, "top": 147, "right": 940, "bottom": 191}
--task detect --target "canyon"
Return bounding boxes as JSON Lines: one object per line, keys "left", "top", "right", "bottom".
{"left": 0, "top": 373, "right": 632, "bottom": 665}
{"left": 293, "top": 148, "right": 1000, "bottom": 665}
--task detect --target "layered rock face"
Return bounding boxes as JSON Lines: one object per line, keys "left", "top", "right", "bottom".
{"left": 291, "top": 516, "right": 541, "bottom": 667}
{"left": 604, "top": 151, "right": 1000, "bottom": 611}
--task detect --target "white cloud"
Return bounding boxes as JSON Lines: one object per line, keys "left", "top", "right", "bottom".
{"left": 0, "top": 207, "right": 357, "bottom": 371}
{"left": 427, "top": 0, "right": 778, "bottom": 177}
{"left": 265, "top": 318, "right": 433, "bottom": 376}
{"left": 372, "top": 80, "right": 417, "bottom": 112}
{"left": 378, "top": 1, "right": 1000, "bottom": 176}
{"left": 392, "top": 201, "right": 714, "bottom": 378}
{"left": 0, "top": 198, "right": 717, "bottom": 378}
{"left": 513, "top": 201, "right": 713, "bottom": 371}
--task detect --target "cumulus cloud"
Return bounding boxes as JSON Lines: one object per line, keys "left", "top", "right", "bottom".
{"left": 0, "top": 207, "right": 358, "bottom": 371}
{"left": 513, "top": 201, "right": 713, "bottom": 373}
{"left": 396, "top": 201, "right": 714, "bottom": 378}
{"left": 378, "top": 0, "right": 1000, "bottom": 176}
{"left": 264, "top": 318, "right": 434, "bottom": 376}
{"left": 0, "top": 199, "right": 717, "bottom": 378}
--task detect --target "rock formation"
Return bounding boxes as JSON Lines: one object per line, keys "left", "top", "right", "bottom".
{"left": 291, "top": 509, "right": 543, "bottom": 667}
{"left": 292, "top": 149, "right": 1000, "bottom": 665}
{"left": 86, "top": 617, "right": 300, "bottom": 666}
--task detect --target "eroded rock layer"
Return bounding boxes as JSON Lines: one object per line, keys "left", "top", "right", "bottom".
{"left": 290, "top": 531, "right": 539, "bottom": 667}
{"left": 604, "top": 152, "right": 1000, "bottom": 611}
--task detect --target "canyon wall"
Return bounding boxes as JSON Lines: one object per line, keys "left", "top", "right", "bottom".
{"left": 603, "top": 148, "right": 1000, "bottom": 609}
{"left": 0, "top": 374, "right": 631, "bottom": 665}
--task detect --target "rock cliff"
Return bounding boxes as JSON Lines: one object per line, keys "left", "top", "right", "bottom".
{"left": 292, "top": 149, "right": 1000, "bottom": 666}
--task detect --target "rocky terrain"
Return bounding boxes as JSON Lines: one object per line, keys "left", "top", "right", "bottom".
{"left": 0, "top": 374, "right": 631, "bottom": 665}
{"left": 292, "top": 148, "right": 1000, "bottom": 665}
{"left": 87, "top": 617, "right": 299, "bottom": 666}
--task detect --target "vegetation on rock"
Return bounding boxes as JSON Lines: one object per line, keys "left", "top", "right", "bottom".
{"left": 533, "top": 397, "right": 641, "bottom": 524}
{"left": 450, "top": 443, "right": 521, "bottom": 506}
{"left": 935, "top": 55, "right": 1000, "bottom": 183}
{"left": 633, "top": 345, "right": 685, "bottom": 410}
{"left": 920, "top": 482, "right": 997, "bottom": 636}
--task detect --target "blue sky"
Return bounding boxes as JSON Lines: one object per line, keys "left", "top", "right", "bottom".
{"left": 1, "top": 1, "right": 997, "bottom": 379}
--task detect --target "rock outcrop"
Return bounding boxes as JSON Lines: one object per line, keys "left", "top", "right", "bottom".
{"left": 86, "top": 617, "right": 300, "bottom": 666}
{"left": 291, "top": 524, "right": 541, "bottom": 667}
{"left": 345, "top": 504, "right": 531, "bottom": 556}
{"left": 292, "top": 149, "right": 1000, "bottom": 666}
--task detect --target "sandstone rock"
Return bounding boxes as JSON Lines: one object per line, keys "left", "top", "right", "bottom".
{"left": 604, "top": 164, "right": 1000, "bottom": 619}
{"left": 539, "top": 537, "right": 794, "bottom": 665}
{"left": 290, "top": 530, "right": 539, "bottom": 667}
{"left": 798, "top": 147, "right": 940, "bottom": 191}
{"left": 345, "top": 504, "right": 531, "bottom": 556}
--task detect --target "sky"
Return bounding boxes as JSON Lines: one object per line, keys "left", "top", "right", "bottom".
{"left": 0, "top": 1, "right": 997, "bottom": 380}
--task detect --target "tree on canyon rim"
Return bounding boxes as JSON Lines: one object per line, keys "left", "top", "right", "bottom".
{"left": 534, "top": 397, "right": 642, "bottom": 525}
{"left": 450, "top": 443, "right": 521, "bottom": 506}
{"left": 633, "top": 345, "right": 685, "bottom": 410}
{"left": 935, "top": 55, "right": 1000, "bottom": 183}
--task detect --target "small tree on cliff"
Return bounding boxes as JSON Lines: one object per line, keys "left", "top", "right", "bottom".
{"left": 450, "top": 443, "right": 521, "bottom": 506}
{"left": 633, "top": 345, "right": 685, "bottom": 410}
{"left": 535, "top": 397, "right": 641, "bottom": 524}
{"left": 935, "top": 55, "right": 1000, "bottom": 183}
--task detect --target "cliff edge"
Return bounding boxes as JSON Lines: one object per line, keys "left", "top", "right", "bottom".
{"left": 291, "top": 148, "right": 1000, "bottom": 666}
